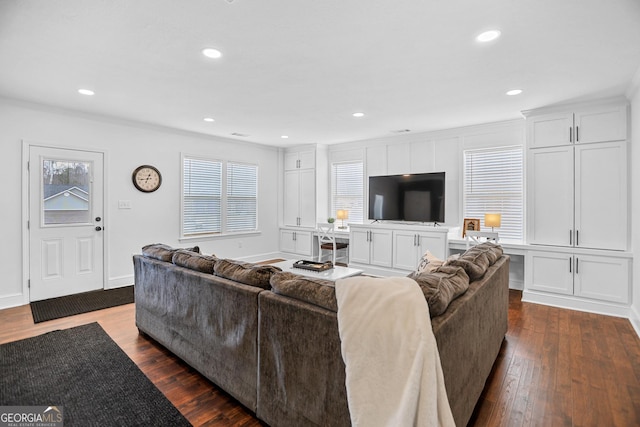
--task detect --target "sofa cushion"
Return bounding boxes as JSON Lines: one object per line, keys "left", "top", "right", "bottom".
{"left": 270, "top": 272, "right": 338, "bottom": 312}
{"left": 446, "top": 242, "right": 502, "bottom": 281}
{"left": 172, "top": 250, "right": 217, "bottom": 274}
{"left": 408, "top": 265, "right": 470, "bottom": 317}
{"left": 214, "top": 259, "right": 281, "bottom": 289}
{"left": 141, "top": 243, "right": 200, "bottom": 263}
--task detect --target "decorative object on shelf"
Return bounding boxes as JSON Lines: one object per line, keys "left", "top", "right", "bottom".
{"left": 462, "top": 218, "right": 481, "bottom": 237}
{"left": 327, "top": 217, "right": 335, "bottom": 223}
{"left": 465, "top": 230, "right": 499, "bottom": 248}
{"left": 292, "top": 259, "right": 334, "bottom": 272}
{"left": 484, "top": 213, "right": 502, "bottom": 232}
{"left": 132, "top": 165, "right": 162, "bottom": 193}
{"left": 337, "top": 209, "right": 349, "bottom": 229}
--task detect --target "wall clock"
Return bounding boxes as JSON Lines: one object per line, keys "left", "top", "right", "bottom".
{"left": 132, "top": 165, "right": 162, "bottom": 193}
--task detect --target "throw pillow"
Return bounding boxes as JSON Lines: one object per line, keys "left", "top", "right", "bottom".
{"left": 446, "top": 242, "right": 503, "bottom": 281}
{"left": 214, "top": 259, "right": 281, "bottom": 289}
{"left": 142, "top": 243, "right": 200, "bottom": 263}
{"left": 416, "top": 250, "right": 444, "bottom": 273}
{"left": 270, "top": 272, "right": 338, "bottom": 312}
{"left": 172, "top": 250, "right": 217, "bottom": 274}
{"left": 408, "top": 265, "right": 470, "bottom": 317}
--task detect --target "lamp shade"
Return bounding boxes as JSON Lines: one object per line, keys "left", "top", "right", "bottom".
{"left": 484, "top": 213, "right": 501, "bottom": 228}
{"left": 336, "top": 209, "right": 349, "bottom": 220}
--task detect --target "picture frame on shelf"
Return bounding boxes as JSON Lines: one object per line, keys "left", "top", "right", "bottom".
{"left": 462, "top": 218, "right": 481, "bottom": 237}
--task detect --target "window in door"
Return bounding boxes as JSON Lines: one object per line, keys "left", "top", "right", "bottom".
{"left": 42, "top": 159, "right": 92, "bottom": 225}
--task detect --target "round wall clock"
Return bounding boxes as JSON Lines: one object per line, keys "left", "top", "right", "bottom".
{"left": 132, "top": 165, "right": 162, "bottom": 193}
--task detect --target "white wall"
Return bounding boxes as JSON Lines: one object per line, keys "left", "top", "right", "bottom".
{"left": 630, "top": 78, "right": 640, "bottom": 333}
{"left": 0, "top": 99, "right": 280, "bottom": 309}
{"left": 328, "top": 119, "right": 525, "bottom": 228}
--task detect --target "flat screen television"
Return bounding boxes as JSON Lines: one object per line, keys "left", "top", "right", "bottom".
{"left": 368, "top": 172, "right": 445, "bottom": 223}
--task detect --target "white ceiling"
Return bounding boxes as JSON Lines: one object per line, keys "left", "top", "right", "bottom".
{"left": 1, "top": 0, "right": 640, "bottom": 147}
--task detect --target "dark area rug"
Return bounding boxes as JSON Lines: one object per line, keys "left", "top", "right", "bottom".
{"left": 0, "top": 322, "right": 191, "bottom": 426}
{"left": 30, "top": 286, "right": 134, "bottom": 323}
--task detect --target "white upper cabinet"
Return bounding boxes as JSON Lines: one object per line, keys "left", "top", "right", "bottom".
{"left": 284, "top": 149, "right": 315, "bottom": 170}
{"left": 526, "top": 103, "right": 627, "bottom": 148}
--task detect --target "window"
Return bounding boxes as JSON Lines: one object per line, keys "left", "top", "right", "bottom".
{"left": 226, "top": 162, "right": 258, "bottom": 232}
{"left": 182, "top": 156, "right": 257, "bottom": 237}
{"left": 463, "top": 146, "right": 524, "bottom": 240}
{"left": 331, "top": 161, "right": 364, "bottom": 225}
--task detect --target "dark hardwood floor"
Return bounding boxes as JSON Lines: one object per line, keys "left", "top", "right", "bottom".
{"left": 1, "top": 290, "right": 639, "bottom": 426}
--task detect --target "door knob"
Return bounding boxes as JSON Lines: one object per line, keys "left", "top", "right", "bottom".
{"left": 95, "top": 226, "right": 102, "bottom": 231}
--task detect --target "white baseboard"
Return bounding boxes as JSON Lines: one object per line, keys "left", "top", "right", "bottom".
{"left": 522, "top": 290, "right": 631, "bottom": 319}
{"left": 0, "top": 292, "right": 27, "bottom": 310}
{"left": 630, "top": 305, "right": 640, "bottom": 338}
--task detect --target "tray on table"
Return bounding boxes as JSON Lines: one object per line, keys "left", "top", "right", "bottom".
{"left": 292, "top": 259, "right": 334, "bottom": 272}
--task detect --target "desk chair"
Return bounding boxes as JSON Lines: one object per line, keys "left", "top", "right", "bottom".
{"left": 465, "top": 230, "right": 499, "bottom": 249}
{"left": 317, "top": 222, "right": 349, "bottom": 265}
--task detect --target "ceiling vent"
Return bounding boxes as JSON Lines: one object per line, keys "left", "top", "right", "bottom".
{"left": 230, "top": 132, "right": 249, "bottom": 137}
{"left": 391, "top": 129, "right": 411, "bottom": 133}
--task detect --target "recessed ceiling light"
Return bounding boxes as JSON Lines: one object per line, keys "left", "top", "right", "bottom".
{"left": 78, "top": 89, "right": 95, "bottom": 96}
{"left": 202, "top": 48, "right": 222, "bottom": 59}
{"left": 281, "top": 135, "right": 289, "bottom": 139}
{"left": 352, "top": 112, "right": 365, "bottom": 118}
{"left": 203, "top": 117, "right": 215, "bottom": 122}
{"left": 506, "top": 89, "right": 523, "bottom": 96}
{"left": 476, "top": 30, "right": 501, "bottom": 42}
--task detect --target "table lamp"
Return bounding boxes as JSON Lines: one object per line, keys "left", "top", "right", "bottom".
{"left": 336, "top": 209, "right": 349, "bottom": 229}
{"left": 484, "top": 213, "right": 501, "bottom": 231}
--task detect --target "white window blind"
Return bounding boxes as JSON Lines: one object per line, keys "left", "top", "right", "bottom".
{"left": 464, "top": 146, "right": 524, "bottom": 240}
{"left": 183, "top": 157, "right": 222, "bottom": 235}
{"left": 226, "top": 162, "right": 258, "bottom": 232}
{"left": 331, "top": 161, "right": 364, "bottom": 225}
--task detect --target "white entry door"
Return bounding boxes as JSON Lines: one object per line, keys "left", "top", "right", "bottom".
{"left": 29, "top": 146, "right": 104, "bottom": 301}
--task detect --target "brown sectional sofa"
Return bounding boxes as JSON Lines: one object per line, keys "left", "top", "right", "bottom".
{"left": 133, "top": 243, "right": 509, "bottom": 426}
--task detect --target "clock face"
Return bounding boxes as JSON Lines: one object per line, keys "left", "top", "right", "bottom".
{"left": 132, "top": 165, "right": 162, "bottom": 193}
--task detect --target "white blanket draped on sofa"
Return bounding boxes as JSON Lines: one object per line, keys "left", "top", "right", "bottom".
{"left": 335, "top": 276, "right": 455, "bottom": 427}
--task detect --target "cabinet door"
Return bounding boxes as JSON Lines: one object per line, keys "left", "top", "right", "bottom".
{"left": 526, "top": 251, "right": 574, "bottom": 295}
{"left": 298, "top": 169, "right": 316, "bottom": 228}
{"left": 284, "top": 152, "right": 299, "bottom": 171}
{"left": 387, "top": 143, "right": 410, "bottom": 175}
{"left": 417, "top": 232, "right": 447, "bottom": 260}
{"left": 370, "top": 229, "right": 393, "bottom": 267}
{"left": 350, "top": 229, "right": 371, "bottom": 264}
{"left": 527, "top": 112, "right": 574, "bottom": 148}
{"left": 527, "top": 146, "right": 574, "bottom": 246}
{"left": 366, "top": 146, "right": 387, "bottom": 177}
{"left": 297, "top": 150, "right": 315, "bottom": 169}
{"left": 280, "top": 229, "right": 296, "bottom": 253}
{"left": 294, "top": 230, "right": 313, "bottom": 257}
{"left": 393, "top": 231, "right": 419, "bottom": 270}
{"left": 283, "top": 170, "right": 300, "bottom": 226}
{"left": 574, "top": 105, "right": 626, "bottom": 144}
{"left": 575, "top": 141, "right": 627, "bottom": 250}
{"left": 573, "top": 254, "right": 629, "bottom": 303}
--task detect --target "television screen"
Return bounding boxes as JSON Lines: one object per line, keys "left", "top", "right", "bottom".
{"left": 368, "top": 172, "right": 445, "bottom": 223}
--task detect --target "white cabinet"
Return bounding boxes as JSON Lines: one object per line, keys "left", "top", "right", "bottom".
{"left": 526, "top": 250, "right": 629, "bottom": 304}
{"left": 279, "top": 229, "right": 313, "bottom": 257}
{"left": 349, "top": 227, "right": 393, "bottom": 267}
{"left": 526, "top": 102, "right": 628, "bottom": 251}
{"left": 527, "top": 103, "right": 626, "bottom": 148}
{"left": 283, "top": 168, "right": 316, "bottom": 227}
{"left": 284, "top": 150, "right": 315, "bottom": 171}
{"left": 393, "top": 230, "right": 448, "bottom": 271}
{"left": 350, "top": 224, "right": 448, "bottom": 271}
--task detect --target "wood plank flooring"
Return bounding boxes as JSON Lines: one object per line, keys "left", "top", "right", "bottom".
{"left": 1, "top": 290, "right": 639, "bottom": 426}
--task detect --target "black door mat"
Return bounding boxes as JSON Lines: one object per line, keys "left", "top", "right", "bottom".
{"left": 30, "top": 286, "right": 134, "bottom": 323}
